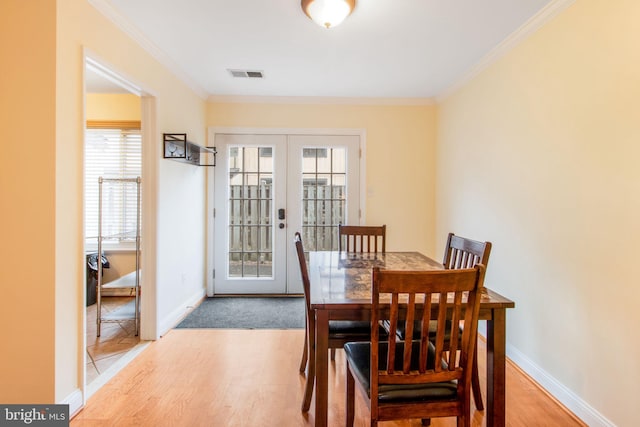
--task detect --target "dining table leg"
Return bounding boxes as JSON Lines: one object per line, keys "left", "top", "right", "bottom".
{"left": 486, "top": 308, "right": 507, "bottom": 427}
{"left": 314, "top": 308, "right": 329, "bottom": 427}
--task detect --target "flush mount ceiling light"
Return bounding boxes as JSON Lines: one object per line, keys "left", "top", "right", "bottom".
{"left": 301, "top": 0, "right": 356, "bottom": 29}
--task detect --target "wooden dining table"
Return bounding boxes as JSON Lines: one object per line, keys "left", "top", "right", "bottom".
{"left": 308, "top": 251, "right": 516, "bottom": 427}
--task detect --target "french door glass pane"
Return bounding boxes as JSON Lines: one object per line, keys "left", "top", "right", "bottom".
{"left": 301, "top": 147, "right": 347, "bottom": 251}
{"left": 228, "top": 146, "right": 274, "bottom": 277}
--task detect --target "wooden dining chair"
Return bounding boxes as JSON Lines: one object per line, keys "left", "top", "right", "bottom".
{"left": 338, "top": 224, "right": 386, "bottom": 253}
{"left": 442, "top": 233, "right": 491, "bottom": 411}
{"left": 345, "top": 265, "right": 486, "bottom": 427}
{"left": 333, "top": 224, "right": 387, "bottom": 359}
{"left": 386, "top": 232, "right": 491, "bottom": 410}
{"left": 294, "top": 232, "right": 386, "bottom": 412}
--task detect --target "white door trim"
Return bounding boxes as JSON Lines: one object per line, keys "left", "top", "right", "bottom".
{"left": 139, "top": 95, "right": 158, "bottom": 341}
{"left": 206, "top": 127, "right": 367, "bottom": 296}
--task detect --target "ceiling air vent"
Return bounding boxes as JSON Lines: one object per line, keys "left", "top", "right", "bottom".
{"left": 228, "top": 69, "right": 264, "bottom": 78}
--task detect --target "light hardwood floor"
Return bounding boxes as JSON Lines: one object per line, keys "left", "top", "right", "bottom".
{"left": 72, "top": 329, "right": 585, "bottom": 427}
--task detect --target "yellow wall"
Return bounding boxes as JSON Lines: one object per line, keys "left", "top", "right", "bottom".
{"left": 0, "top": 0, "right": 56, "bottom": 403}
{"left": 437, "top": 0, "right": 640, "bottom": 424}
{"left": 86, "top": 93, "right": 141, "bottom": 121}
{"left": 207, "top": 101, "right": 438, "bottom": 256}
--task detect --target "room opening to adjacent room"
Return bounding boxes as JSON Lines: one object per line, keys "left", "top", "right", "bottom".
{"left": 83, "top": 58, "right": 145, "bottom": 393}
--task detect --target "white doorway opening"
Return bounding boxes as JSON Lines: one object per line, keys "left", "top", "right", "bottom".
{"left": 82, "top": 52, "right": 158, "bottom": 400}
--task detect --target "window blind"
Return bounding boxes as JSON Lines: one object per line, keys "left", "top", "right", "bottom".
{"left": 85, "top": 127, "right": 142, "bottom": 244}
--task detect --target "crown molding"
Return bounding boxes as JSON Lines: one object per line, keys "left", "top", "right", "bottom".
{"left": 436, "top": 0, "right": 576, "bottom": 103}
{"left": 208, "top": 95, "right": 435, "bottom": 106}
{"left": 85, "top": 54, "right": 142, "bottom": 96}
{"left": 88, "top": 0, "right": 209, "bottom": 100}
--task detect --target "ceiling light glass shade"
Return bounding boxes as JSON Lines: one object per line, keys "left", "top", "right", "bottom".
{"left": 301, "top": 0, "right": 356, "bottom": 29}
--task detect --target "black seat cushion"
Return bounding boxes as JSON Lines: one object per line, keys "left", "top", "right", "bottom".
{"left": 344, "top": 341, "right": 457, "bottom": 402}
{"left": 329, "top": 321, "right": 389, "bottom": 339}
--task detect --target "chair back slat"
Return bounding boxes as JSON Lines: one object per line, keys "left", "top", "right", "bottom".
{"left": 339, "top": 224, "right": 386, "bottom": 253}
{"left": 402, "top": 293, "right": 416, "bottom": 374}
{"left": 386, "top": 293, "right": 399, "bottom": 374}
{"left": 418, "top": 294, "right": 432, "bottom": 373}
{"left": 371, "top": 266, "right": 485, "bottom": 389}
{"left": 433, "top": 291, "right": 449, "bottom": 371}
{"left": 447, "top": 291, "right": 464, "bottom": 367}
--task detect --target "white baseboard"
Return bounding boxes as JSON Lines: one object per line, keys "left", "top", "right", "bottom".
{"left": 158, "top": 289, "right": 205, "bottom": 336}
{"left": 60, "top": 388, "right": 83, "bottom": 418}
{"left": 506, "top": 344, "right": 615, "bottom": 427}
{"left": 478, "top": 322, "right": 615, "bottom": 426}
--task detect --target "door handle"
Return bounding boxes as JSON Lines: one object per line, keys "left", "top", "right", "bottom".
{"left": 278, "top": 208, "right": 286, "bottom": 220}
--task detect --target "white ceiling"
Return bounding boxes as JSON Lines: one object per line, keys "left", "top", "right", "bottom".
{"left": 91, "top": 0, "right": 556, "bottom": 99}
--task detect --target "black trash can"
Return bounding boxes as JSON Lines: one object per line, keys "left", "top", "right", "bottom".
{"left": 86, "top": 253, "right": 109, "bottom": 306}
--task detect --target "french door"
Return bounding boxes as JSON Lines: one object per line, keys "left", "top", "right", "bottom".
{"left": 213, "top": 133, "right": 360, "bottom": 294}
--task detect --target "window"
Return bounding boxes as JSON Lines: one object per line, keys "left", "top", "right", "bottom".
{"left": 85, "top": 122, "right": 141, "bottom": 247}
